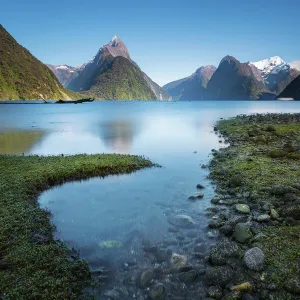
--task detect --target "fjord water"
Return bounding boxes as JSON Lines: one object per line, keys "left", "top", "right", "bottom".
{"left": 1, "top": 101, "right": 299, "bottom": 296}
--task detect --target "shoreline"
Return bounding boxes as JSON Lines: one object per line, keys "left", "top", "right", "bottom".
{"left": 0, "top": 154, "right": 154, "bottom": 299}
{"left": 205, "top": 113, "right": 300, "bottom": 299}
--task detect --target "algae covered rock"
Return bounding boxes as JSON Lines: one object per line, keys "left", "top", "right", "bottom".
{"left": 210, "top": 238, "right": 243, "bottom": 265}
{"left": 205, "top": 265, "right": 234, "bottom": 287}
{"left": 233, "top": 223, "right": 253, "bottom": 243}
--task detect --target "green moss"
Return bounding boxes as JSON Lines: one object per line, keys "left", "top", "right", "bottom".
{"left": 261, "top": 225, "right": 300, "bottom": 286}
{"left": 0, "top": 154, "right": 154, "bottom": 299}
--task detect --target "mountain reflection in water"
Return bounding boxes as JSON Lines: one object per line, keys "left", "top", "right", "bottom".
{"left": 98, "top": 120, "right": 139, "bottom": 154}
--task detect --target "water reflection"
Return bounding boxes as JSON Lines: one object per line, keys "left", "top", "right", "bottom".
{"left": 98, "top": 120, "right": 139, "bottom": 154}
{"left": 0, "top": 130, "right": 46, "bottom": 154}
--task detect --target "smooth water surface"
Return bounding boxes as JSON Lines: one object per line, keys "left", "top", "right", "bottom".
{"left": 1, "top": 101, "right": 299, "bottom": 297}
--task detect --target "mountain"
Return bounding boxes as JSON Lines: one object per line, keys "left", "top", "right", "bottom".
{"left": 277, "top": 75, "right": 300, "bottom": 100}
{"left": 0, "top": 24, "right": 78, "bottom": 100}
{"left": 207, "top": 56, "right": 267, "bottom": 100}
{"left": 46, "top": 65, "right": 81, "bottom": 87}
{"left": 66, "top": 36, "right": 170, "bottom": 100}
{"left": 250, "top": 56, "right": 300, "bottom": 94}
{"left": 163, "top": 65, "right": 216, "bottom": 100}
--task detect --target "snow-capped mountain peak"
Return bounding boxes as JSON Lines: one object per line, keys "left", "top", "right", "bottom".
{"left": 250, "top": 56, "right": 289, "bottom": 77}
{"left": 55, "top": 65, "right": 71, "bottom": 70}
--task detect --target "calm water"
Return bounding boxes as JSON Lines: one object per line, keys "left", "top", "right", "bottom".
{"left": 1, "top": 101, "right": 299, "bottom": 297}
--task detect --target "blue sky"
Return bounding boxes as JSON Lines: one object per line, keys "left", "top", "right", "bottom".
{"left": 1, "top": 0, "right": 300, "bottom": 85}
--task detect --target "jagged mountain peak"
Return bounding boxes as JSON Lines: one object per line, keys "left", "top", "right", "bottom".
{"left": 220, "top": 55, "right": 239, "bottom": 64}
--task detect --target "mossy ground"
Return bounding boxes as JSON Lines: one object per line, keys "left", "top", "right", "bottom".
{"left": 211, "top": 113, "right": 300, "bottom": 292}
{"left": 0, "top": 154, "right": 154, "bottom": 299}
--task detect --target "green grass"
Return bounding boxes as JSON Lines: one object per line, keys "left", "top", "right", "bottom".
{"left": 211, "top": 113, "right": 300, "bottom": 290}
{"left": 0, "top": 154, "right": 154, "bottom": 299}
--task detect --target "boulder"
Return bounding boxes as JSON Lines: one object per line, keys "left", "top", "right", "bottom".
{"left": 244, "top": 247, "right": 265, "bottom": 271}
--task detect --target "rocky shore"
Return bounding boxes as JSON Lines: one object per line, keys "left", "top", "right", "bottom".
{"left": 97, "top": 113, "right": 300, "bottom": 300}
{"left": 206, "top": 113, "right": 300, "bottom": 300}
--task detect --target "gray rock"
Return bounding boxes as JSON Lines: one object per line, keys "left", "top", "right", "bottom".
{"left": 244, "top": 247, "right": 265, "bottom": 271}
{"left": 256, "top": 214, "right": 271, "bottom": 222}
{"left": 207, "top": 286, "right": 223, "bottom": 299}
{"left": 149, "top": 283, "right": 167, "bottom": 299}
{"left": 210, "top": 238, "right": 243, "bottom": 265}
{"left": 236, "top": 204, "right": 251, "bottom": 214}
{"left": 233, "top": 223, "right": 253, "bottom": 243}
{"left": 197, "top": 184, "right": 205, "bottom": 189}
{"left": 205, "top": 266, "right": 234, "bottom": 287}
{"left": 167, "top": 215, "right": 196, "bottom": 229}
{"left": 179, "top": 270, "right": 197, "bottom": 283}
{"left": 139, "top": 269, "right": 154, "bottom": 287}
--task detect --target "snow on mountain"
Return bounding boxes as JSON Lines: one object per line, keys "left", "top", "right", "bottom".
{"left": 250, "top": 56, "right": 289, "bottom": 77}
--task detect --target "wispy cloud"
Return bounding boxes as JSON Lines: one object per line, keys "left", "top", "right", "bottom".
{"left": 290, "top": 61, "right": 300, "bottom": 70}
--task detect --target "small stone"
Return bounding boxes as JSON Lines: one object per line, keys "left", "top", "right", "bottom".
{"left": 211, "top": 198, "right": 220, "bottom": 205}
{"left": 236, "top": 204, "right": 251, "bottom": 214}
{"left": 167, "top": 215, "right": 196, "bottom": 229}
{"left": 257, "top": 214, "right": 271, "bottom": 222}
{"left": 244, "top": 247, "right": 265, "bottom": 271}
{"left": 270, "top": 208, "right": 279, "bottom": 220}
{"left": 140, "top": 269, "right": 154, "bottom": 287}
{"left": 149, "top": 283, "right": 167, "bottom": 299}
{"left": 197, "top": 184, "right": 205, "bottom": 189}
{"left": 170, "top": 253, "right": 188, "bottom": 269}
{"left": 168, "top": 226, "right": 179, "bottom": 233}
{"left": 233, "top": 223, "right": 253, "bottom": 243}
{"left": 179, "top": 270, "right": 197, "bottom": 283}
{"left": 207, "top": 286, "right": 223, "bottom": 299}
{"left": 219, "top": 225, "right": 233, "bottom": 236}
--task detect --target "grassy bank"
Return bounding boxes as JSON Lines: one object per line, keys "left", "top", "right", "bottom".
{"left": 209, "top": 113, "right": 300, "bottom": 299}
{"left": 0, "top": 154, "right": 154, "bottom": 299}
